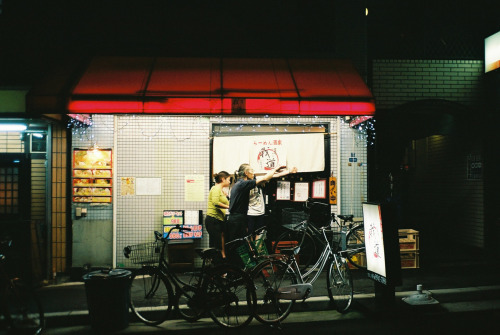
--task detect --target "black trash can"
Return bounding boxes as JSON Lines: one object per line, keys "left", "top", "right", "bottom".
{"left": 83, "top": 269, "right": 131, "bottom": 332}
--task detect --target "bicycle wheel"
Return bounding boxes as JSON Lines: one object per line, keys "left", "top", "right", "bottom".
{"left": 174, "top": 271, "right": 204, "bottom": 322}
{"left": 175, "top": 285, "right": 204, "bottom": 322}
{"left": 4, "top": 279, "right": 45, "bottom": 335}
{"left": 346, "top": 225, "right": 366, "bottom": 270}
{"left": 273, "top": 230, "right": 316, "bottom": 271}
{"left": 251, "top": 258, "right": 296, "bottom": 324}
{"left": 130, "top": 266, "right": 173, "bottom": 325}
{"left": 326, "top": 255, "right": 353, "bottom": 313}
{"left": 207, "top": 264, "right": 256, "bottom": 329}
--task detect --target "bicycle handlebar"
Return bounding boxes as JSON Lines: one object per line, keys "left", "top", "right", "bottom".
{"left": 155, "top": 224, "right": 191, "bottom": 241}
{"left": 225, "top": 226, "right": 267, "bottom": 247}
{"left": 305, "top": 198, "right": 329, "bottom": 210}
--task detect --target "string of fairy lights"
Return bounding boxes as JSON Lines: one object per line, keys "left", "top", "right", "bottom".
{"left": 67, "top": 114, "right": 376, "bottom": 146}
{"left": 341, "top": 116, "right": 377, "bottom": 147}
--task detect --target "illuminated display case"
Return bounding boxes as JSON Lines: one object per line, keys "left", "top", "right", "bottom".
{"left": 72, "top": 148, "right": 113, "bottom": 203}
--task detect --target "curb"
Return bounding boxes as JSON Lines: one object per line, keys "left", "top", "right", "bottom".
{"left": 44, "top": 285, "right": 500, "bottom": 328}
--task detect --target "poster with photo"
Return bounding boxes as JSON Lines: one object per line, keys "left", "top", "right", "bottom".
{"left": 276, "top": 180, "right": 291, "bottom": 200}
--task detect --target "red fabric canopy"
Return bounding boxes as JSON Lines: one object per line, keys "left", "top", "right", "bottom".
{"left": 50, "top": 57, "right": 375, "bottom": 115}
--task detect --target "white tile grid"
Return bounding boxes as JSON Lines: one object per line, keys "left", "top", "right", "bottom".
{"left": 115, "top": 115, "right": 210, "bottom": 268}
{"left": 77, "top": 115, "right": 366, "bottom": 268}
{"left": 339, "top": 120, "right": 368, "bottom": 218}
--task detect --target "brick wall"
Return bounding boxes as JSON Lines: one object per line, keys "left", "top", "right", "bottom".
{"left": 372, "top": 60, "right": 483, "bottom": 109}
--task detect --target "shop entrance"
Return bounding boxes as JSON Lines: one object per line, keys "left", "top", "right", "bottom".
{"left": 0, "top": 154, "right": 31, "bottom": 277}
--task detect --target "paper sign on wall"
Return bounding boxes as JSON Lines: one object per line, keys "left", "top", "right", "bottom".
{"left": 121, "top": 177, "right": 135, "bottom": 196}
{"left": 294, "top": 182, "right": 309, "bottom": 202}
{"left": 184, "top": 175, "right": 205, "bottom": 202}
{"left": 136, "top": 177, "right": 161, "bottom": 195}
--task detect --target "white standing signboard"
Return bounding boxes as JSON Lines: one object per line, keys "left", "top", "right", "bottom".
{"left": 363, "top": 203, "right": 387, "bottom": 281}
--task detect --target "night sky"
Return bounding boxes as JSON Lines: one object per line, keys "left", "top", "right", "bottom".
{"left": 0, "top": 0, "right": 499, "bottom": 86}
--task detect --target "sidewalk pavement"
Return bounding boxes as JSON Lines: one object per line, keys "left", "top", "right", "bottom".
{"left": 35, "top": 255, "right": 500, "bottom": 334}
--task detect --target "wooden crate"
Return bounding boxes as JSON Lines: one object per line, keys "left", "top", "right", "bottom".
{"left": 400, "top": 251, "right": 419, "bottom": 269}
{"left": 399, "top": 229, "right": 419, "bottom": 251}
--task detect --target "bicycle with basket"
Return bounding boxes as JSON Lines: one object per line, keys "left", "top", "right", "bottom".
{"left": 123, "top": 224, "right": 257, "bottom": 329}
{"left": 273, "top": 199, "right": 366, "bottom": 270}
{"left": 273, "top": 210, "right": 355, "bottom": 314}
{"left": 226, "top": 226, "right": 297, "bottom": 325}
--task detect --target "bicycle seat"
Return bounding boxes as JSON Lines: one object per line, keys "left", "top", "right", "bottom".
{"left": 337, "top": 214, "right": 354, "bottom": 222}
{"left": 195, "top": 248, "right": 220, "bottom": 260}
{"left": 279, "top": 246, "right": 300, "bottom": 256}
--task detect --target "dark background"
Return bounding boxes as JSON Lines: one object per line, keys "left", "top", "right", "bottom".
{"left": 1, "top": 0, "right": 499, "bottom": 86}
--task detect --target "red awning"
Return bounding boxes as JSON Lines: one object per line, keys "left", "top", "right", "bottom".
{"left": 38, "top": 57, "right": 375, "bottom": 116}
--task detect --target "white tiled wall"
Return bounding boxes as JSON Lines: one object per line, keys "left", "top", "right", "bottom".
{"left": 339, "top": 119, "right": 368, "bottom": 218}
{"left": 70, "top": 114, "right": 367, "bottom": 267}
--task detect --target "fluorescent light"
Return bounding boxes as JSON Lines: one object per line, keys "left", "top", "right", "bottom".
{"left": 32, "top": 133, "right": 44, "bottom": 138}
{"left": 0, "top": 124, "right": 27, "bottom": 131}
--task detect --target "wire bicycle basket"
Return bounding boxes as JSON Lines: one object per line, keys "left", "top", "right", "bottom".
{"left": 236, "top": 232, "right": 269, "bottom": 269}
{"left": 125, "top": 241, "right": 163, "bottom": 265}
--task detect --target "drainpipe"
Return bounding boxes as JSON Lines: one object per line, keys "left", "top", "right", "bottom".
{"left": 46, "top": 124, "right": 53, "bottom": 281}
{"left": 337, "top": 117, "right": 342, "bottom": 214}
{"left": 112, "top": 115, "right": 117, "bottom": 267}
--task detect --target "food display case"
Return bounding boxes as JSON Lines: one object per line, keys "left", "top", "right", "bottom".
{"left": 72, "top": 148, "right": 113, "bottom": 203}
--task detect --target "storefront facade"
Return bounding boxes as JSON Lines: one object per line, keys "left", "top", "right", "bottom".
{"left": 4, "top": 50, "right": 497, "bottom": 279}
{"left": 19, "top": 56, "right": 374, "bottom": 275}
{"left": 69, "top": 114, "right": 371, "bottom": 271}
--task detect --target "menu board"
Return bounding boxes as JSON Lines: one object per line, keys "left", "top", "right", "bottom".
{"left": 163, "top": 210, "right": 202, "bottom": 240}
{"left": 72, "top": 149, "right": 113, "bottom": 203}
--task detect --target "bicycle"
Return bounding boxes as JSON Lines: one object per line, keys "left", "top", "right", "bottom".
{"left": 273, "top": 199, "right": 366, "bottom": 270}
{"left": 277, "top": 222, "right": 354, "bottom": 314}
{"left": 0, "top": 237, "right": 45, "bottom": 335}
{"left": 123, "top": 224, "right": 256, "bottom": 329}
{"left": 226, "top": 227, "right": 297, "bottom": 325}
{"left": 336, "top": 213, "right": 366, "bottom": 270}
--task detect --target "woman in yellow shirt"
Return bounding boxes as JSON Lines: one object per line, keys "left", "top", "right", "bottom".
{"left": 206, "top": 171, "right": 231, "bottom": 257}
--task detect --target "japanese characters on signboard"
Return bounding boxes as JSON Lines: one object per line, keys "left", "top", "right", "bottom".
{"left": 250, "top": 139, "right": 287, "bottom": 173}
{"left": 362, "top": 203, "right": 387, "bottom": 283}
{"left": 163, "top": 210, "right": 202, "bottom": 240}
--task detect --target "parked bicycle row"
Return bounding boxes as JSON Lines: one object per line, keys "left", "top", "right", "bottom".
{"left": 122, "top": 199, "right": 366, "bottom": 330}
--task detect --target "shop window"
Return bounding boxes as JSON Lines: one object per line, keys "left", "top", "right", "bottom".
{"left": 30, "top": 133, "right": 47, "bottom": 153}
{"left": 0, "top": 166, "right": 19, "bottom": 215}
